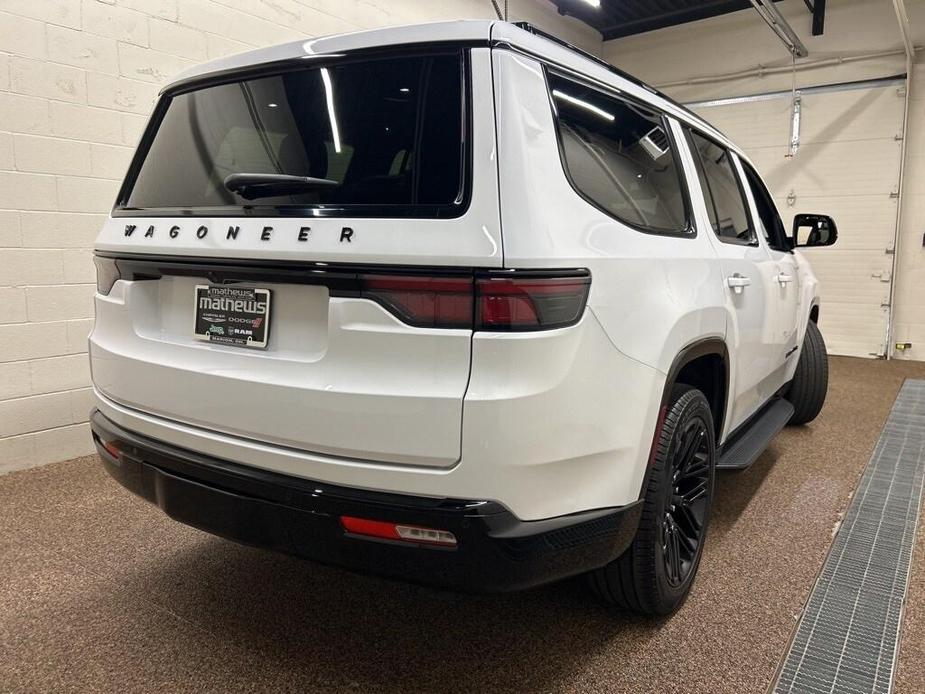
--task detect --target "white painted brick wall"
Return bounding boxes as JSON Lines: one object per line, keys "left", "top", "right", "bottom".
{"left": 0, "top": 0, "right": 600, "bottom": 473}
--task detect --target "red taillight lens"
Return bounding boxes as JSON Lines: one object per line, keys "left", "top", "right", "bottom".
{"left": 350, "top": 270, "right": 590, "bottom": 331}
{"left": 97, "top": 437, "right": 121, "bottom": 459}
{"left": 359, "top": 274, "right": 473, "bottom": 329}
{"left": 476, "top": 274, "right": 591, "bottom": 331}
{"left": 340, "top": 516, "right": 458, "bottom": 547}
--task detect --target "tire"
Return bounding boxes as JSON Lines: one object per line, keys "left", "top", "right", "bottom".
{"left": 786, "top": 321, "right": 828, "bottom": 425}
{"left": 589, "top": 385, "right": 716, "bottom": 615}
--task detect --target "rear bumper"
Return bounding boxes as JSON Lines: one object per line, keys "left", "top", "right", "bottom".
{"left": 91, "top": 410, "right": 642, "bottom": 593}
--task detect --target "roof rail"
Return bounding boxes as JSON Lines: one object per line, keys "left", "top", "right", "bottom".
{"left": 509, "top": 21, "right": 709, "bottom": 128}
{"left": 512, "top": 22, "right": 656, "bottom": 94}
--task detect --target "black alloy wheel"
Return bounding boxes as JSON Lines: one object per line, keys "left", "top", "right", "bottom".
{"left": 589, "top": 384, "right": 716, "bottom": 615}
{"left": 661, "top": 415, "right": 711, "bottom": 587}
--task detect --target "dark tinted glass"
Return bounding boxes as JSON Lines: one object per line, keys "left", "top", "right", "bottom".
{"left": 686, "top": 131, "right": 720, "bottom": 233}
{"left": 124, "top": 52, "right": 465, "bottom": 213}
{"left": 741, "top": 160, "right": 788, "bottom": 251}
{"left": 548, "top": 72, "right": 687, "bottom": 233}
{"left": 688, "top": 131, "right": 755, "bottom": 245}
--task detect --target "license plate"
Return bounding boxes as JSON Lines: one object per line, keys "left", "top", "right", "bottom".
{"left": 194, "top": 285, "right": 271, "bottom": 349}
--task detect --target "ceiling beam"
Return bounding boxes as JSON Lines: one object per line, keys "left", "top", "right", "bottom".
{"left": 812, "top": 0, "right": 826, "bottom": 36}
{"left": 598, "top": 1, "right": 753, "bottom": 40}
{"left": 748, "top": 0, "right": 809, "bottom": 57}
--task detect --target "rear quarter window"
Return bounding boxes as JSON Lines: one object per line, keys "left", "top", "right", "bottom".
{"left": 686, "top": 129, "right": 756, "bottom": 246}
{"left": 118, "top": 50, "right": 468, "bottom": 218}
{"left": 547, "top": 70, "right": 690, "bottom": 235}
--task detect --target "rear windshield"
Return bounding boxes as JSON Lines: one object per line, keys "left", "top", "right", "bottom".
{"left": 120, "top": 51, "right": 467, "bottom": 217}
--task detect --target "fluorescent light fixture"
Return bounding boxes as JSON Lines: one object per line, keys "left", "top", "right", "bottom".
{"left": 399, "top": 87, "right": 410, "bottom": 93}
{"left": 581, "top": 0, "right": 601, "bottom": 6}
{"left": 267, "top": 102, "right": 278, "bottom": 108}
{"left": 552, "top": 90, "right": 614, "bottom": 121}
{"left": 320, "top": 67, "right": 342, "bottom": 154}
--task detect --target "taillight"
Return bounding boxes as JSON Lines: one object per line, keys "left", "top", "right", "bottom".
{"left": 476, "top": 273, "right": 591, "bottom": 331}
{"left": 351, "top": 270, "right": 590, "bottom": 331}
{"left": 94, "top": 256, "right": 121, "bottom": 295}
{"left": 359, "top": 274, "right": 473, "bottom": 329}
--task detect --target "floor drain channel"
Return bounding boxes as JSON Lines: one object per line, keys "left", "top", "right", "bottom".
{"left": 774, "top": 379, "right": 925, "bottom": 694}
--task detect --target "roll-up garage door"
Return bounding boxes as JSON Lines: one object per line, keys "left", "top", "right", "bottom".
{"left": 690, "top": 80, "right": 905, "bottom": 358}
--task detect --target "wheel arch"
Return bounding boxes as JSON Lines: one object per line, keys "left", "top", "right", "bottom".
{"left": 661, "top": 339, "right": 729, "bottom": 443}
{"left": 638, "top": 338, "right": 729, "bottom": 503}
{"left": 793, "top": 301, "right": 821, "bottom": 362}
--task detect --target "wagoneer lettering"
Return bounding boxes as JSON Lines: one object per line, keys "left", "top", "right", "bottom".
{"left": 89, "top": 21, "right": 834, "bottom": 614}
{"left": 114, "top": 223, "right": 335, "bottom": 244}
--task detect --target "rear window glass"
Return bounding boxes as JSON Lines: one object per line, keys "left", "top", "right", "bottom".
{"left": 548, "top": 71, "right": 688, "bottom": 234}
{"left": 121, "top": 51, "right": 467, "bottom": 216}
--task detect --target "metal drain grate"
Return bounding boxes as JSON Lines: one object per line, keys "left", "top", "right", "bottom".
{"left": 774, "top": 378, "right": 925, "bottom": 694}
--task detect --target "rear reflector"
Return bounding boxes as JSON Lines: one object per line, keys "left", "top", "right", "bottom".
{"left": 96, "top": 436, "right": 121, "bottom": 459}
{"left": 340, "top": 516, "right": 458, "bottom": 547}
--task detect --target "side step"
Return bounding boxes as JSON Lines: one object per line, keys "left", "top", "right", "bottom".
{"left": 717, "top": 398, "right": 794, "bottom": 470}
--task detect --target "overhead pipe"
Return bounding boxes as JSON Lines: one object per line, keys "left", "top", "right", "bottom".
{"left": 892, "top": 0, "right": 915, "bottom": 60}
{"left": 655, "top": 48, "right": 911, "bottom": 89}
{"left": 886, "top": 0, "right": 915, "bottom": 358}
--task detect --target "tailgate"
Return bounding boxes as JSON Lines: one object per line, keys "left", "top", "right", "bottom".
{"left": 90, "top": 264, "right": 474, "bottom": 467}
{"left": 90, "top": 47, "right": 501, "bottom": 468}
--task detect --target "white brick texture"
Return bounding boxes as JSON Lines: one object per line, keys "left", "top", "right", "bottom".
{"left": 0, "top": 0, "right": 600, "bottom": 472}
{"left": 0, "top": 54, "right": 10, "bottom": 91}
{"left": 12, "top": 134, "right": 92, "bottom": 176}
{"left": 10, "top": 56, "right": 87, "bottom": 103}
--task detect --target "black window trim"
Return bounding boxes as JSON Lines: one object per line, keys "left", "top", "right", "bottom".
{"left": 494, "top": 40, "right": 728, "bottom": 160}
{"left": 112, "top": 44, "right": 476, "bottom": 220}
{"left": 543, "top": 65, "right": 696, "bottom": 239}
{"left": 683, "top": 126, "right": 759, "bottom": 248}
{"left": 738, "top": 157, "right": 792, "bottom": 254}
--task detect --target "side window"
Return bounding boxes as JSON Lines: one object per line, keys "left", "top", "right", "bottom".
{"left": 686, "top": 130, "right": 756, "bottom": 246}
{"left": 548, "top": 71, "right": 689, "bottom": 234}
{"left": 740, "top": 160, "right": 789, "bottom": 252}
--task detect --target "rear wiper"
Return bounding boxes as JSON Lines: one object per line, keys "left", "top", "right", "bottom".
{"left": 223, "top": 173, "right": 339, "bottom": 200}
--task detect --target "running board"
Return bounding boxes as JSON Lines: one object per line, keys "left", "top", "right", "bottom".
{"left": 717, "top": 398, "right": 794, "bottom": 470}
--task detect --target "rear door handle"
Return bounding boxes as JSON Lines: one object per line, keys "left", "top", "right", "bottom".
{"left": 776, "top": 272, "right": 794, "bottom": 284}
{"left": 727, "top": 274, "right": 751, "bottom": 294}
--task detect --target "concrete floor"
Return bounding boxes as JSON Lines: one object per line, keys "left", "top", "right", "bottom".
{"left": 2, "top": 356, "right": 924, "bottom": 693}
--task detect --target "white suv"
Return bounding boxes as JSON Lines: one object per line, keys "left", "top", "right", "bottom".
{"left": 89, "top": 21, "right": 836, "bottom": 614}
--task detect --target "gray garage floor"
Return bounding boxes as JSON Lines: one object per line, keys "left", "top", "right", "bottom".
{"left": 2, "top": 356, "right": 924, "bottom": 693}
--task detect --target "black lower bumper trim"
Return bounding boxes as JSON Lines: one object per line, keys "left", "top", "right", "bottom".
{"left": 90, "top": 410, "right": 642, "bottom": 592}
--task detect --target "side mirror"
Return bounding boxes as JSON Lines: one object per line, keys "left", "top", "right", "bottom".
{"left": 791, "top": 214, "right": 837, "bottom": 248}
